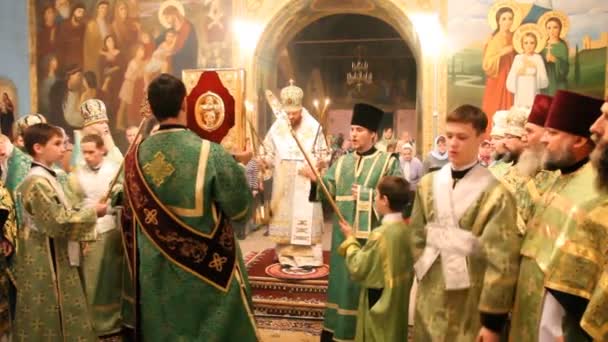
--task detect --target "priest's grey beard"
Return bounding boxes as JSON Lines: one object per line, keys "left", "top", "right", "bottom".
{"left": 591, "top": 140, "right": 608, "bottom": 193}
{"left": 542, "top": 146, "right": 577, "bottom": 171}
{"left": 516, "top": 145, "right": 544, "bottom": 177}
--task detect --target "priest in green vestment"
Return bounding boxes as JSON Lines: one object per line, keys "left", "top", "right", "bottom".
{"left": 510, "top": 90, "right": 604, "bottom": 342}
{"left": 496, "top": 106, "right": 528, "bottom": 192}
{"left": 124, "top": 74, "right": 258, "bottom": 341}
{"left": 12, "top": 123, "right": 107, "bottom": 341}
{"left": 499, "top": 102, "right": 558, "bottom": 234}
{"left": 410, "top": 105, "right": 521, "bottom": 342}
{"left": 337, "top": 176, "right": 413, "bottom": 342}
{"left": 540, "top": 99, "right": 608, "bottom": 341}
{"left": 488, "top": 110, "right": 513, "bottom": 178}
{"left": 301, "top": 103, "right": 402, "bottom": 342}
{"left": 512, "top": 95, "right": 559, "bottom": 232}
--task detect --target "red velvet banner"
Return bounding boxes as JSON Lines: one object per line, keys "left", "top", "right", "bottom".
{"left": 186, "top": 71, "right": 235, "bottom": 143}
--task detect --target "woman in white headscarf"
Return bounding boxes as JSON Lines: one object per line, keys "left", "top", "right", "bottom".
{"left": 422, "top": 135, "right": 449, "bottom": 174}
{"left": 399, "top": 143, "right": 423, "bottom": 190}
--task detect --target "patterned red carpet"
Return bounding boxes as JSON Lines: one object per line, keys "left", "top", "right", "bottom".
{"left": 245, "top": 248, "right": 329, "bottom": 335}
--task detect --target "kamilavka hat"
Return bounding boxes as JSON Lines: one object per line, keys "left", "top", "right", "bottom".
{"left": 527, "top": 94, "right": 552, "bottom": 127}
{"left": 351, "top": 103, "right": 383, "bottom": 132}
{"left": 545, "top": 90, "right": 602, "bottom": 138}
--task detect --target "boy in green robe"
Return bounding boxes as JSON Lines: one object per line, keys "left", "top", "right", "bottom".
{"left": 12, "top": 123, "right": 107, "bottom": 341}
{"left": 300, "top": 103, "right": 402, "bottom": 341}
{"left": 410, "top": 105, "right": 521, "bottom": 342}
{"left": 338, "top": 175, "right": 413, "bottom": 342}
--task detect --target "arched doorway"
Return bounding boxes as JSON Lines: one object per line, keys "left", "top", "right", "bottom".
{"left": 250, "top": 0, "right": 432, "bottom": 151}
{"left": 274, "top": 14, "right": 417, "bottom": 143}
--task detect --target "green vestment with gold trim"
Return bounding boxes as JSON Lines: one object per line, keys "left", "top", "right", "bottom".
{"left": 489, "top": 160, "right": 512, "bottom": 179}
{"left": 318, "top": 149, "right": 402, "bottom": 341}
{"left": 410, "top": 168, "right": 521, "bottom": 342}
{"left": 0, "top": 182, "right": 16, "bottom": 336}
{"left": 582, "top": 261, "right": 608, "bottom": 341}
{"left": 338, "top": 219, "right": 414, "bottom": 342}
{"left": 12, "top": 166, "right": 98, "bottom": 341}
{"left": 134, "top": 129, "right": 259, "bottom": 342}
{"left": 499, "top": 166, "right": 559, "bottom": 234}
{"left": 5, "top": 147, "right": 31, "bottom": 195}
{"left": 544, "top": 199, "right": 608, "bottom": 341}
{"left": 510, "top": 163, "right": 603, "bottom": 342}
{"left": 582, "top": 270, "right": 608, "bottom": 342}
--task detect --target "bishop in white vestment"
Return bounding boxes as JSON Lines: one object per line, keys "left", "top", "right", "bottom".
{"left": 262, "top": 81, "right": 328, "bottom": 268}
{"left": 71, "top": 99, "right": 124, "bottom": 169}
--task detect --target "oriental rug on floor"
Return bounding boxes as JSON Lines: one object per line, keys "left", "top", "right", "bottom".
{"left": 245, "top": 248, "right": 329, "bottom": 335}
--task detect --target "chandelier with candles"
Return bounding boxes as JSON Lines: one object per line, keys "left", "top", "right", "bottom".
{"left": 346, "top": 45, "right": 373, "bottom": 92}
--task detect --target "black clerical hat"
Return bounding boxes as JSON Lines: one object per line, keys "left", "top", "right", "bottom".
{"left": 351, "top": 103, "right": 383, "bottom": 132}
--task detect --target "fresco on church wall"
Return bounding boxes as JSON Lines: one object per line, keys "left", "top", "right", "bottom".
{"left": 447, "top": 0, "right": 608, "bottom": 131}
{"left": 0, "top": 78, "right": 17, "bottom": 139}
{"left": 33, "top": 0, "right": 232, "bottom": 136}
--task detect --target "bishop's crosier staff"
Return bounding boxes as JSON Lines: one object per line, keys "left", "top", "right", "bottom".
{"left": 100, "top": 97, "right": 153, "bottom": 203}
{"left": 264, "top": 90, "right": 346, "bottom": 223}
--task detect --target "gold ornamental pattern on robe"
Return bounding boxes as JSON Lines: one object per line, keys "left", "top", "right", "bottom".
{"left": 131, "top": 128, "right": 259, "bottom": 341}
{"left": 13, "top": 167, "right": 99, "bottom": 341}
{"left": 318, "top": 149, "right": 403, "bottom": 341}
{"left": 544, "top": 200, "right": 608, "bottom": 340}
{"left": 338, "top": 219, "right": 414, "bottom": 342}
{"left": 263, "top": 109, "right": 328, "bottom": 246}
{"left": 125, "top": 143, "right": 237, "bottom": 292}
{"left": 510, "top": 163, "right": 603, "bottom": 341}
{"left": 410, "top": 169, "right": 521, "bottom": 342}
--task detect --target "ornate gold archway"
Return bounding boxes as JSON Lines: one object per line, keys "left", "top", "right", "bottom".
{"left": 249, "top": 0, "right": 445, "bottom": 153}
